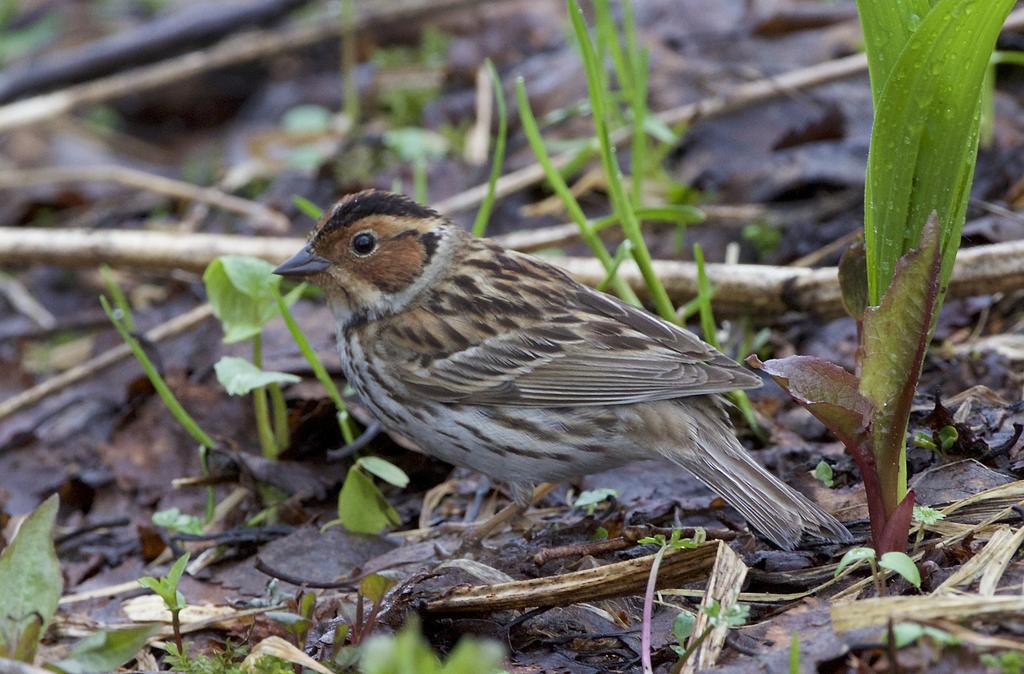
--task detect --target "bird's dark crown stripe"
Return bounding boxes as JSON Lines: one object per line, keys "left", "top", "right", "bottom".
{"left": 315, "top": 191, "right": 439, "bottom": 241}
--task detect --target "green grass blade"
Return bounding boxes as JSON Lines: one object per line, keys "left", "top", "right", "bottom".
{"left": 862, "top": 0, "right": 1014, "bottom": 303}
{"left": 99, "top": 265, "right": 135, "bottom": 332}
{"left": 515, "top": 76, "right": 641, "bottom": 307}
{"left": 567, "top": 0, "right": 676, "bottom": 322}
{"left": 693, "top": 245, "right": 763, "bottom": 438}
{"left": 293, "top": 195, "right": 324, "bottom": 220}
{"left": 855, "top": 0, "right": 933, "bottom": 103}
{"left": 275, "top": 291, "right": 356, "bottom": 444}
{"left": 100, "top": 296, "right": 214, "bottom": 449}
{"left": 471, "top": 59, "right": 509, "bottom": 237}
{"left": 101, "top": 295, "right": 218, "bottom": 521}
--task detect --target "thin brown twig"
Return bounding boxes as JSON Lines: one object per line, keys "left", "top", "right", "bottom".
{"left": 0, "top": 166, "right": 290, "bottom": 231}
{"left": 0, "top": 0, "right": 504, "bottom": 133}
{"left": 0, "top": 303, "right": 213, "bottom": 421}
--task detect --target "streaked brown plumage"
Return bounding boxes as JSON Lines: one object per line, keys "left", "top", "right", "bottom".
{"left": 275, "top": 189, "right": 851, "bottom": 549}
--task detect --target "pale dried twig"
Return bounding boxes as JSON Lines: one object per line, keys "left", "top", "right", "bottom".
{"left": 423, "top": 541, "right": 720, "bottom": 613}
{"left": 0, "top": 166, "right": 289, "bottom": 231}
{"left": 0, "top": 226, "right": 1020, "bottom": 320}
{"left": 681, "top": 543, "right": 748, "bottom": 674}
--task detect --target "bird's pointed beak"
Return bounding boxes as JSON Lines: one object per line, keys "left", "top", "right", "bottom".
{"left": 274, "top": 246, "right": 331, "bottom": 278}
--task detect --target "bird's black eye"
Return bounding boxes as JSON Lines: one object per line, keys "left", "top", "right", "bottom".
{"left": 351, "top": 231, "right": 377, "bottom": 256}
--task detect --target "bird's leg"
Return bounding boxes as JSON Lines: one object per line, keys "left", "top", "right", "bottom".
{"left": 462, "top": 482, "right": 559, "bottom": 546}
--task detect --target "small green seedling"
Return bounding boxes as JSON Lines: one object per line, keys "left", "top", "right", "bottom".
{"left": 912, "top": 505, "right": 944, "bottom": 527}
{"left": 670, "top": 600, "right": 749, "bottom": 670}
{"left": 981, "top": 650, "right": 1024, "bottom": 674}
{"left": 332, "top": 573, "right": 400, "bottom": 667}
{"left": 638, "top": 528, "right": 705, "bottom": 551}
{"left": 834, "top": 547, "right": 920, "bottom": 597}
{"left": 204, "top": 255, "right": 305, "bottom": 459}
{"left": 911, "top": 505, "right": 945, "bottom": 549}
{"left": 813, "top": 460, "right": 835, "bottom": 488}
{"left": 638, "top": 528, "right": 706, "bottom": 674}
{"left": 267, "top": 590, "right": 317, "bottom": 648}
{"left": 573, "top": 488, "right": 618, "bottom": 516}
{"left": 914, "top": 425, "right": 958, "bottom": 455}
{"left": 138, "top": 552, "right": 190, "bottom": 657}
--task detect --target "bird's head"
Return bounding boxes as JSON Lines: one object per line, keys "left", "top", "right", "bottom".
{"left": 274, "top": 190, "right": 456, "bottom": 327}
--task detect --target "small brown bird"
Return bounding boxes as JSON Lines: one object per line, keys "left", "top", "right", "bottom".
{"left": 275, "top": 190, "right": 850, "bottom": 549}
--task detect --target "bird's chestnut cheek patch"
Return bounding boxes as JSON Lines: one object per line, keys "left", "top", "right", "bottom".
{"left": 357, "top": 235, "right": 427, "bottom": 293}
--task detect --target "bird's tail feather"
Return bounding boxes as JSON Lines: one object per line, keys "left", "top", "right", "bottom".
{"left": 661, "top": 400, "right": 852, "bottom": 550}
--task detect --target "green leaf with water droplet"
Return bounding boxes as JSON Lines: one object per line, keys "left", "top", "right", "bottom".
{"left": 862, "top": 0, "right": 1015, "bottom": 303}
{"left": 860, "top": 215, "right": 942, "bottom": 515}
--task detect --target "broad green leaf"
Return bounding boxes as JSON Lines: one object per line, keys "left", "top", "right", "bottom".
{"left": 834, "top": 546, "right": 876, "bottom": 577}
{"left": 221, "top": 256, "right": 278, "bottom": 298}
{"left": 573, "top": 488, "right": 618, "bottom": 515}
{"left": 360, "top": 618, "right": 505, "bottom": 674}
{"left": 50, "top": 625, "right": 160, "bottom": 674}
{"left": 855, "top": 0, "right": 933, "bottom": 103}
{"left": 214, "top": 356, "right": 300, "bottom": 396}
{"left": 357, "top": 457, "right": 409, "bottom": 488}
{"left": 863, "top": 0, "right": 1015, "bottom": 302}
{"left": 0, "top": 494, "right": 62, "bottom": 662}
{"left": 203, "top": 256, "right": 282, "bottom": 343}
{"left": 879, "top": 551, "right": 921, "bottom": 588}
{"left": 361, "top": 619, "right": 440, "bottom": 674}
{"left": 860, "top": 216, "right": 941, "bottom": 513}
{"left": 337, "top": 467, "right": 400, "bottom": 534}
{"left": 672, "top": 611, "right": 696, "bottom": 642}
{"left": 359, "top": 573, "right": 397, "bottom": 604}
